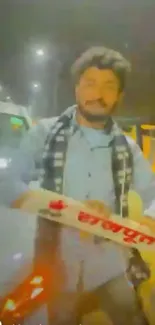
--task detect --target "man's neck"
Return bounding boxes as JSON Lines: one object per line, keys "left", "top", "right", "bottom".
{"left": 76, "top": 110, "right": 106, "bottom": 130}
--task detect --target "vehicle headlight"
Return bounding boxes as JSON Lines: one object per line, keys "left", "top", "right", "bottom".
{"left": 0, "top": 158, "right": 11, "bottom": 169}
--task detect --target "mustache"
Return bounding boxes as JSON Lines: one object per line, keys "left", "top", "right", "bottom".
{"left": 85, "top": 98, "right": 106, "bottom": 106}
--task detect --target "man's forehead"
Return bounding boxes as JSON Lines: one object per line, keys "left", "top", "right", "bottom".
{"left": 81, "top": 67, "right": 119, "bottom": 83}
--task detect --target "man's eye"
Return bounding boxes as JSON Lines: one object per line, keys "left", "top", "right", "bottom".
{"left": 106, "top": 86, "right": 117, "bottom": 92}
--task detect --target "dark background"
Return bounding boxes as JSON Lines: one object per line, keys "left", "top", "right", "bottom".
{"left": 0, "top": 0, "right": 155, "bottom": 117}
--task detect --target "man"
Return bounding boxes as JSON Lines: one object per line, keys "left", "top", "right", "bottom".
{"left": 1, "top": 46, "right": 155, "bottom": 324}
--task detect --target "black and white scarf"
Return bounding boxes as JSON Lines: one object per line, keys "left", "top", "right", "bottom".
{"left": 38, "top": 106, "right": 150, "bottom": 289}
{"left": 40, "top": 106, "right": 133, "bottom": 217}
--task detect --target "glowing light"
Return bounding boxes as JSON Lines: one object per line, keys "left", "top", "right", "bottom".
{"left": 31, "top": 82, "right": 41, "bottom": 92}
{"left": 31, "top": 288, "right": 43, "bottom": 299}
{"left": 33, "top": 83, "right": 39, "bottom": 89}
{"left": 30, "top": 276, "right": 43, "bottom": 285}
{"left": 36, "top": 49, "right": 45, "bottom": 57}
{"left": 0, "top": 158, "right": 10, "bottom": 169}
{"left": 4, "top": 299, "right": 16, "bottom": 311}
{"left": 13, "top": 253, "right": 22, "bottom": 260}
{"left": 10, "top": 117, "right": 23, "bottom": 126}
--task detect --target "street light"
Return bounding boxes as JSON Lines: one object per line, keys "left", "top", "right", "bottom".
{"left": 32, "top": 82, "right": 40, "bottom": 90}
{"left": 36, "top": 49, "right": 45, "bottom": 57}
{"left": 29, "top": 82, "right": 41, "bottom": 117}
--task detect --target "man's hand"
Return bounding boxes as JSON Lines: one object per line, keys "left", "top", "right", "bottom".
{"left": 83, "top": 200, "right": 111, "bottom": 218}
{"left": 11, "top": 191, "right": 35, "bottom": 209}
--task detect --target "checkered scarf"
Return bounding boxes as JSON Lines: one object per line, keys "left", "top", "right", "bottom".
{"left": 38, "top": 106, "right": 150, "bottom": 290}
{"left": 40, "top": 105, "right": 133, "bottom": 217}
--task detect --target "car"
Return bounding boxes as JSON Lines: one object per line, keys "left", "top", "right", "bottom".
{"left": 0, "top": 101, "right": 32, "bottom": 170}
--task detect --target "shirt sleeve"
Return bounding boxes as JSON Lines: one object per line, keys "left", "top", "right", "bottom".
{"left": 128, "top": 137, "right": 155, "bottom": 218}
{"left": 0, "top": 121, "right": 49, "bottom": 207}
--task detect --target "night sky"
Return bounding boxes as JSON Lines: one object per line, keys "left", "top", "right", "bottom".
{"left": 1, "top": 0, "right": 155, "bottom": 117}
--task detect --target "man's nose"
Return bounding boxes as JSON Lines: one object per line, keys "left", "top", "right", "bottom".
{"left": 85, "top": 87, "right": 102, "bottom": 101}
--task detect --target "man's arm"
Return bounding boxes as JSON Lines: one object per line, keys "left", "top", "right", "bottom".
{"left": 128, "top": 137, "right": 155, "bottom": 228}
{"left": 0, "top": 118, "right": 56, "bottom": 207}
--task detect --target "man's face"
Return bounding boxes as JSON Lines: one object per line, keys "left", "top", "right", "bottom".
{"left": 75, "top": 67, "right": 123, "bottom": 122}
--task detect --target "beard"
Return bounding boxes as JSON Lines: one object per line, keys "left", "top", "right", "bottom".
{"left": 77, "top": 100, "right": 117, "bottom": 123}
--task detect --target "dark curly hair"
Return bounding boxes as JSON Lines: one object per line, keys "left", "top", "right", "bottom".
{"left": 71, "top": 46, "right": 131, "bottom": 91}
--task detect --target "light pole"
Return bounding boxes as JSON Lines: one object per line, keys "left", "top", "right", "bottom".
{"left": 29, "top": 43, "right": 61, "bottom": 116}
{"left": 29, "top": 82, "right": 41, "bottom": 117}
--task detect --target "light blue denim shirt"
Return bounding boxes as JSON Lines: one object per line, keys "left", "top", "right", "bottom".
{"left": 61, "top": 124, "right": 155, "bottom": 290}
{"left": 0, "top": 115, "right": 155, "bottom": 291}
